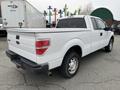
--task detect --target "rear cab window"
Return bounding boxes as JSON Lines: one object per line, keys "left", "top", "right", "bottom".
{"left": 56, "top": 18, "right": 87, "bottom": 28}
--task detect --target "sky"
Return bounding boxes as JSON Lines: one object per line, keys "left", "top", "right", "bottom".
{"left": 27, "top": 0, "right": 120, "bottom": 20}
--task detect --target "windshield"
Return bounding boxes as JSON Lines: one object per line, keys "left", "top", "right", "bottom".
{"left": 56, "top": 18, "right": 87, "bottom": 28}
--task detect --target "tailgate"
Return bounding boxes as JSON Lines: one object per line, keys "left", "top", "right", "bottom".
{"left": 7, "top": 30, "right": 36, "bottom": 63}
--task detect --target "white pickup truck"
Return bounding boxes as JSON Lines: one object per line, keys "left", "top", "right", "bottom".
{"left": 6, "top": 15, "right": 114, "bottom": 78}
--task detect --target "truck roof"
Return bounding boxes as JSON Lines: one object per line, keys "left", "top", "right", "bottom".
{"left": 59, "top": 15, "right": 100, "bottom": 20}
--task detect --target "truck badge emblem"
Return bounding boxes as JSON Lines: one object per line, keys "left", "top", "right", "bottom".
{"left": 8, "top": 4, "right": 18, "bottom": 9}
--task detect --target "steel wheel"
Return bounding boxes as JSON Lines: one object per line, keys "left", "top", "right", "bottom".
{"left": 68, "top": 57, "right": 79, "bottom": 74}
{"left": 60, "top": 51, "right": 80, "bottom": 78}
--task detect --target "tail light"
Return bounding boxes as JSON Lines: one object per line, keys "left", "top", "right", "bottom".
{"left": 36, "top": 40, "right": 50, "bottom": 55}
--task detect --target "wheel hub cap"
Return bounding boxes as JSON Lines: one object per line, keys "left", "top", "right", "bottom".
{"left": 68, "top": 57, "right": 78, "bottom": 74}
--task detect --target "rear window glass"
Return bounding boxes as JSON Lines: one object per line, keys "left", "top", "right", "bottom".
{"left": 56, "top": 18, "right": 87, "bottom": 28}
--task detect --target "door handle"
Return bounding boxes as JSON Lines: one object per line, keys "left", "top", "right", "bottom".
{"left": 100, "top": 32, "right": 103, "bottom": 36}
{"left": 16, "top": 41, "right": 20, "bottom": 45}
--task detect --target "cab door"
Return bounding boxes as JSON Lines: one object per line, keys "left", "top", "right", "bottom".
{"left": 91, "top": 17, "right": 107, "bottom": 52}
{"left": 95, "top": 18, "right": 108, "bottom": 47}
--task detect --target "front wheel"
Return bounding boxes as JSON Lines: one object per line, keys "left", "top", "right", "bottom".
{"left": 60, "top": 51, "right": 80, "bottom": 78}
{"left": 105, "top": 39, "right": 114, "bottom": 52}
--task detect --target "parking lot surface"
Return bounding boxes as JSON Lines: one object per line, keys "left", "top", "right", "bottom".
{"left": 0, "top": 36, "right": 120, "bottom": 90}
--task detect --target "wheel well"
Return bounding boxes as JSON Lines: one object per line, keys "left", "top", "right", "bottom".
{"left": 65, "top": 45, "right": 82, "bottom": 57}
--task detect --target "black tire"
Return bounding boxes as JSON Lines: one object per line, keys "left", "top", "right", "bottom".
{"left": 60, "top": 51, "right": 80, "bottom": 78}
{"left": 105, "top": 39, "right": 114, "bottom": 52}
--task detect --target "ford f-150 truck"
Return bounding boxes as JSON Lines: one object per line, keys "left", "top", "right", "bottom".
{"left": 6, "top": 15, "right": 114, "bottom": 78}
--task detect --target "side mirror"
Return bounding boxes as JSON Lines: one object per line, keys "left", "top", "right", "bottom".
{"left": 104, "top": 27, "right": 112, "bottom": 31}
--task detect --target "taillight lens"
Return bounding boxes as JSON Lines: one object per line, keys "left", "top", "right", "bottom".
{"left": 36, "top": 40, "right": 50, "bottom": 55}
{"left": 36, "top": 40, "right": 50, "bottom": 47}
{"left": 36, "top": 48, "right": 47, "bottom": 55}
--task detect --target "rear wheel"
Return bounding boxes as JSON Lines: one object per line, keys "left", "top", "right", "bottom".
{"left": 105, "top": 39, "right": 114, "bottom": 52}
{"left": 60, "top": 51, "right": 80, "bottom": 78}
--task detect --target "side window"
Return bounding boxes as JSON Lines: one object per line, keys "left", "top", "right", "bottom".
{"left": 95, "top": 19, "right": 106, "bottom": 30}
{"left": 91, "top": 18, "right": 106, "bottom": 30}
{"left": 91, "top": 18, "right": 98, "bottom": 30}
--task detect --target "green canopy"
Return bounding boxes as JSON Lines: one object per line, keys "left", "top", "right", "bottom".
{"left": 91, "top": 8, "right": 113, "bottom": 21}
